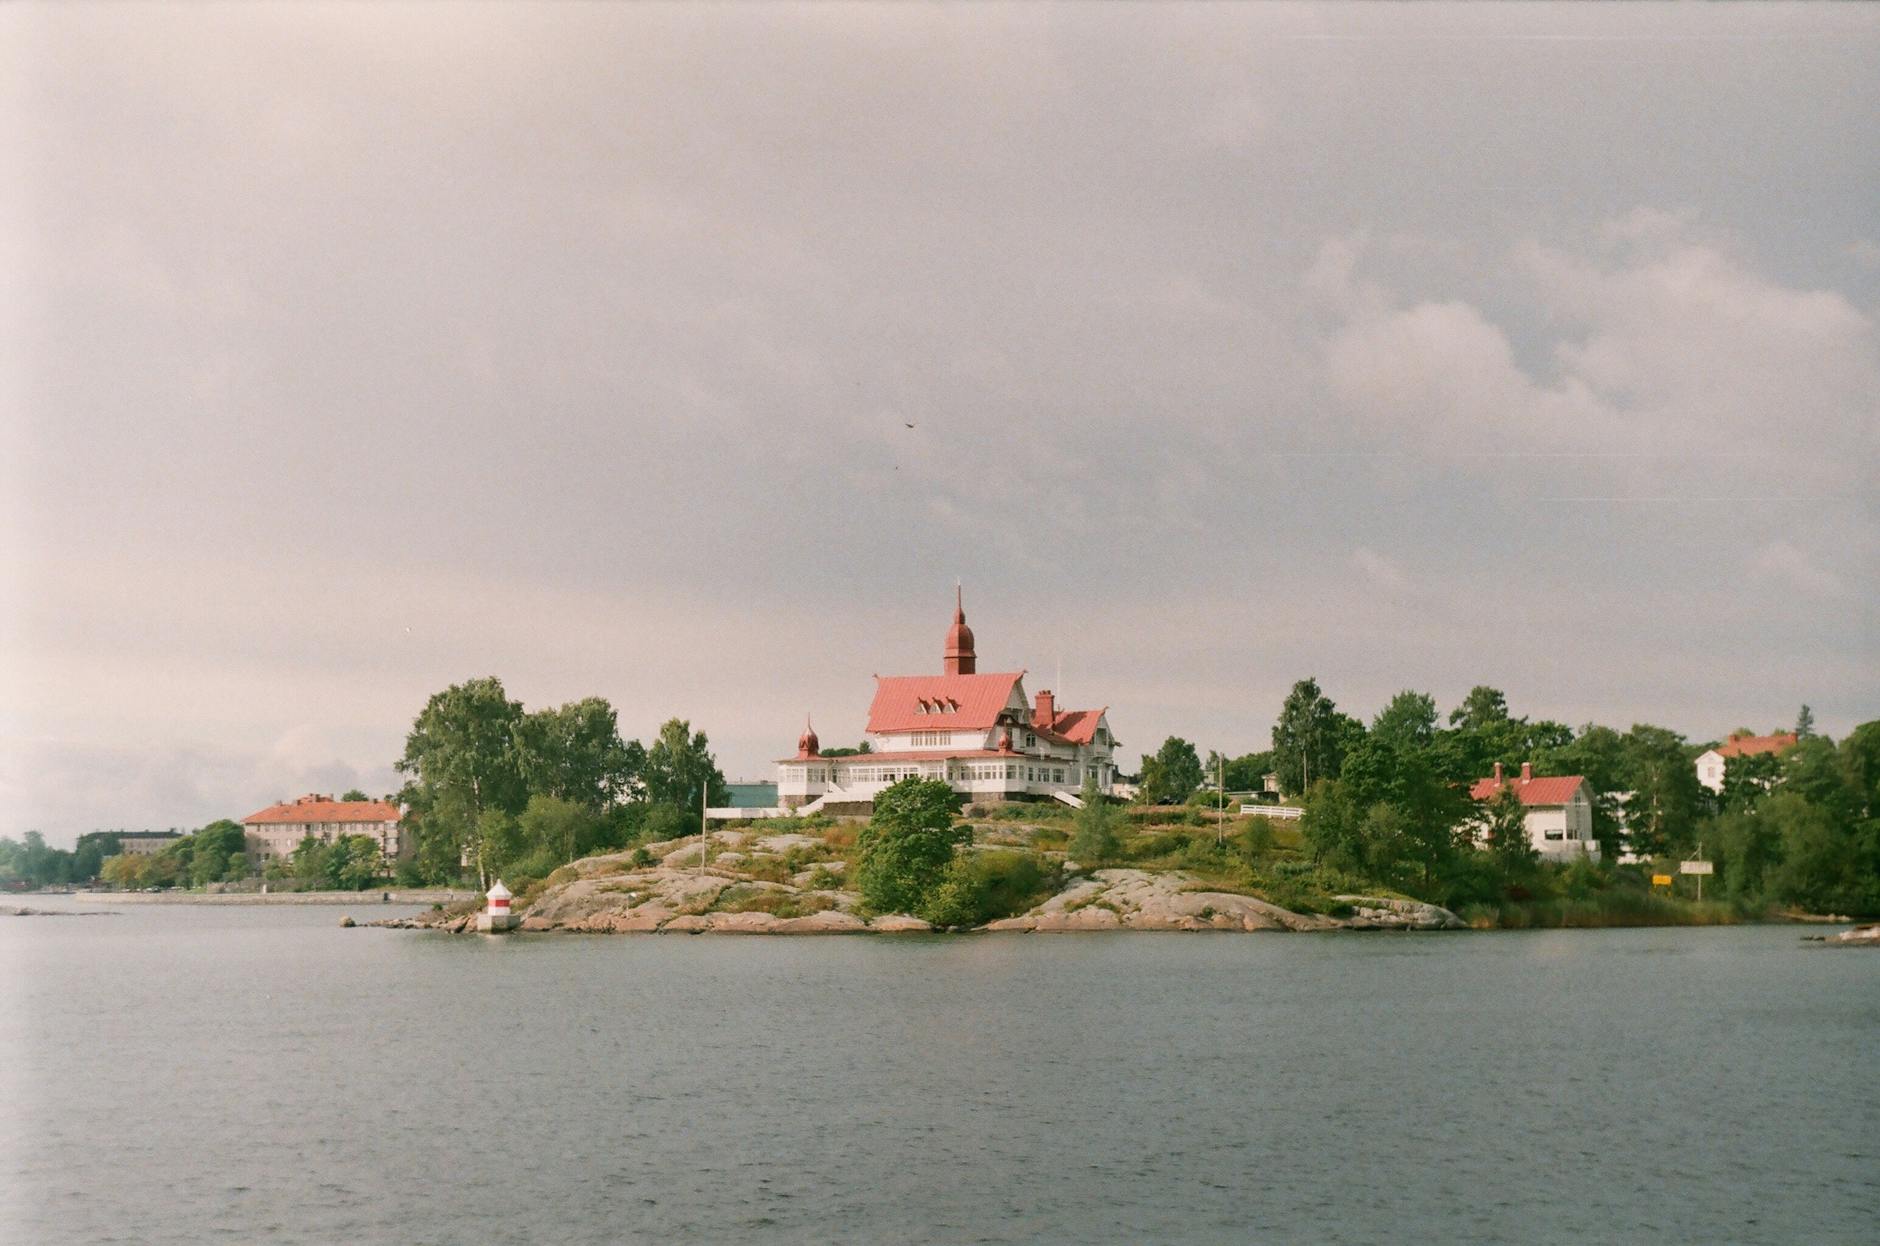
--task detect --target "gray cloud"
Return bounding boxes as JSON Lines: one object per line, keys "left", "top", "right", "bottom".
{"left": 5, "top": 3, "right": 1877, "bottom": 842}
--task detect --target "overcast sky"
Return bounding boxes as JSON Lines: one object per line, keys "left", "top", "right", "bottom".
{"left": 5, "top": 3, "right": 1877, "bottom": 843}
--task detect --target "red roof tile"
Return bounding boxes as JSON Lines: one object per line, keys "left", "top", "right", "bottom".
{"left": 866, "top": 672, "right": 1025, "bottom": 733}
{"left": 243, "top": 795, "right": 401, "bottom": 825}
{"left": 1469, "top": 774, "right": 1586, "bottom": 806}
{"left": 1045, "top": 708, "right": 1106, "bottom": 745}
{"left": 1714, "top": 732, "right": 1798, "bottom": 759}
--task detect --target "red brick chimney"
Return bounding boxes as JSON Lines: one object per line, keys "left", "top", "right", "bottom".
{"left": 1492, "top": 762, "right": 1503, "bottom": 782}
{"left": 1520, "top": 762, "right": 1533, "bottom": 781}
{"left": 1034, "top": 689, "right": 1055, "bottom": 730}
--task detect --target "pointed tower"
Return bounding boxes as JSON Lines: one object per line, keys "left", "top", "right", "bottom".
{"left": 943, "top": 586, "right": 976, "bottom": 675}
{"left": 796, "top": 716, "right": 820, "bottom": 758}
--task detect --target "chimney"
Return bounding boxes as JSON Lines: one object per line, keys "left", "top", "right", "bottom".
{"left": 1034, "top": 688, "right": 1055, "bottom": 729}
{"left": 1492, "top": 762, "right": 1503, "bottom": 782}
{"left": 1520, "top": 762, "right": 1533, "bottom": 781}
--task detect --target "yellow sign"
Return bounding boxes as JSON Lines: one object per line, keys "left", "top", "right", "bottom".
{"left": 1651, "top": 874, "right": 1673, "bottom": 887}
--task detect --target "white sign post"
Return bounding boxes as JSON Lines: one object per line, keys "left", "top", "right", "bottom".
{"left": 1680, "top": 851, "right": 1714, "bottom": 900}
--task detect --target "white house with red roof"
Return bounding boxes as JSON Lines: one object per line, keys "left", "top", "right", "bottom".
{"left": 241, "top": 794, "right": 406, "bottom": 865}
{"left": 1694, "top": 732, "right": 1797, "bottom": 793}
{"left": 776, "top": 592, "right": 1119, "bottom": 812}
{"left": 1468, "top": 762, "right": 1598, "bottom": 862}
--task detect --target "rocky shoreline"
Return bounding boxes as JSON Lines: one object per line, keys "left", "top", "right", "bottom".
{"left": 368, "top": 830, "right": 1465, "bottom": 936}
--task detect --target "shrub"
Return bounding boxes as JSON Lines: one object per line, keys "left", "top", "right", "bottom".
{"left": 853, "top": 778, "right": 967, "bottom": 915}
{"left": 921, "top": 850, "right": 1056, "bottom": 928}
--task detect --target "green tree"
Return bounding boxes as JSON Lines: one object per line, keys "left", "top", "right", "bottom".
{"left": 1300, "top": 779, "right": 1367, "bottom": 873}
{"left": 1271, "top": 679, "right": 1361, "bottom": 795}
{"left": 1794, "top": 704, "right": 1816, "bottom": 740}
{"left": 515, "top": 698, "right": 644, "bottom": 809}
{"left": 467, "top": 809, "right": 525, "bottom": 886}
{"left": 1338, "top": 695, "right": 1469, "bottom": 887}
{"left": 517, "top": 794, "right": 606, "bottom": 865}
{"left": 340, "top": 788, "right": 371, "bottom": 802}
{"left": 1068, "top": 775, "right": 1123, "bottom": 863}
{"left": 326, "top": 835, "right": 384, "bottom": 890}
{"left": 1618, "top": 724, "right": 1704, "bottom": 858}
{"left": 396, "top": 677, "right": 528, "bottom": 883}
{"left": 190, "top": 820, "right": 248, "bottom": 887}
{"left": 1371, "top": 690, "right": 1439, "bottom": 748}
{"left": 72, "top": 832, "right": 123, "bottom": 882}
{"left": 0, "top": 832, "right": 74, "bottom": 889}
{"left": 1138, "top": 736, "right": 1204, "bottom": 804}
{"left": 1536, "top": 723, "right": 1627, "bottom": 860}
{"left": 641, "top": 718, "right": 729, "bottom": 809}
{"left": 100, "top": 853, "right": 149, "bottom": 889}
{"left": 292, "top": 835, "right": 328, "bottom": 885}
{"left": 1720, "top": 751, "right": 1783, "bottom": 811}
{"left": 852, "top": 778, "right": 966, "bottom": 916}
{"left": 1222, "top": 750, "right": 1273, "bottom": 792}
{"left": 1483, "top": 785, "right": 1538, "bottom": 875}
{"left": 1447, "top": 685, "right": 1528, "bottom": 776}
{"left": 1714, "top": 806, "right": 1782, "bottom": 904}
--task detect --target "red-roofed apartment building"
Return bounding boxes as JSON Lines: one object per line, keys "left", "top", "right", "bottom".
{"left": 1468, "top": 762, "right": 1599, "bottom": 862}
{"left": 241, "top": 794, "right": 406, "bottom": 865}
{"left": 776, "top": 592, "right": 1119, "bottom": 812}
{"left": 1694, "top": 732, "right": 1797, "bottom": 793}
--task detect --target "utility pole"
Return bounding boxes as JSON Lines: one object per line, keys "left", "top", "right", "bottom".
{"left": 697, "top": 783, "right": 707, "bottom": 876}
{"left": 1217, "top": 752, "right": 1226, "bottom": 847}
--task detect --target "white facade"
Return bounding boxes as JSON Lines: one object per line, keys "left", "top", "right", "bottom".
{"left": 1695, "top": 750, "right": 1728, "bottom": 793}
{"left": 1520, "top": 788, "right": 1597, "bottom": 861}
{"left": 776, "top": 597, "right": 1118, "bottom": 811}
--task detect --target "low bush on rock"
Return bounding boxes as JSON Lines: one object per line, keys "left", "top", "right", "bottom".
{"left": 922, "top": 850, "right": 1058, "bottom": 928}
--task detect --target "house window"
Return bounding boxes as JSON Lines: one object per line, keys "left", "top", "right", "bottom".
{"left": 1544, "top": 830, "right": 1564, "bottom": 840}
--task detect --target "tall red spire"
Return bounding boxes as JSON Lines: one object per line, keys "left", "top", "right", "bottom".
{"left": 943, "top": 585, "right": 976, "bottom": 675}
{"left": 797, "top": 715, "right": 819, "bottom": 758}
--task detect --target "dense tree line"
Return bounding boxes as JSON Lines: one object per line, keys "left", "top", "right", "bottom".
{"left": 395, "top": 676, "right": 728, "bottom": 887}
{"left": 1134, "top": 680, "right": 1877, "bottom": 917}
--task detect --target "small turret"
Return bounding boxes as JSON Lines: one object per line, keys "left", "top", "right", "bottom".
{"left": 797, "top": 716, "right": 820, "bottom": 758}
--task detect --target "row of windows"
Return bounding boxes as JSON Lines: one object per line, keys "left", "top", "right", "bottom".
{"left": 913, "top": 699, "right": 960, "bottom": 714}
{"left": 910, "top": 732, "right": 951, "bottom": 747}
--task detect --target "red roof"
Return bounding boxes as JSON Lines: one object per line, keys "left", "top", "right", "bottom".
{"left": 866, "top": 672, "right": 1025, "bottom": 733}
{"left": 1714, "top": 732, "right": 1798, "bottom": 759}
{"left": 1469, "top": 773, "right": 1586, "bottom": 806}
{"left": 243, "top": 795, "right": 400, "bottom": 825}
{"left": 1043, "top": 707, "right": 1106, "bottom": 745}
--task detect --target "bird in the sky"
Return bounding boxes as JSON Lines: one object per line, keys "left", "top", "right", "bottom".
{"left": 904, "top": 422, "right": 916, "bottom": 429}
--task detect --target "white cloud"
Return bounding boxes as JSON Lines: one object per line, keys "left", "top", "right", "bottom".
{"left": 1313, "top": 214, "right": 1880, "bottom": 492}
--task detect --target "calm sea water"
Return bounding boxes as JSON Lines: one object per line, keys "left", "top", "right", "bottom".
{"left": 3, "top": 898, "right": 1875, "bottom": 1245}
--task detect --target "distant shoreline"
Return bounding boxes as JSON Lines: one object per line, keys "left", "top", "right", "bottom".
{"left": 38, "top": 889, "right": 466, "bottom": 907}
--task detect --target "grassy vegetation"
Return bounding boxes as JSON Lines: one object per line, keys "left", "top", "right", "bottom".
{"left": 1458, "top": 892, "right": 1740, "bottom": 929}
{"left": 713, "top": 884, "right": 840, "bottom": 919}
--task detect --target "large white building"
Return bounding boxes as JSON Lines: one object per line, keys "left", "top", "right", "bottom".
{"left": 241, "top": 794, "right": 407, "bottom": 865}
{"left": 1468, "top": 762, "right": 1599, "bottom": 862}
{"left": 1694, "top": 731, "right": 1797, "bottom": 793}
{"left": 777, "top": 593, "right": 1118, "bottom": 812}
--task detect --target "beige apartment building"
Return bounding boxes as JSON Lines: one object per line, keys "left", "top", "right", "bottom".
{"left": 241, "top": 794, "right": 406, "bottom": 865}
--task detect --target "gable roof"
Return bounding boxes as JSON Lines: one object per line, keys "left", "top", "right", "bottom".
{"left": 1469, "top": 774, "right": 1586, "bottom": 807}
{"left": 1713, "top": 732, "right": 1798, "bottom": 759}
{"left": 1043, "top": 707, "right": 1106, "bottom": 745}
{"left": 866, "top": 672, "right": 1024, "bottom": 733}
{"left": 243, "top": 795, "right": 401, "bottom": 825}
